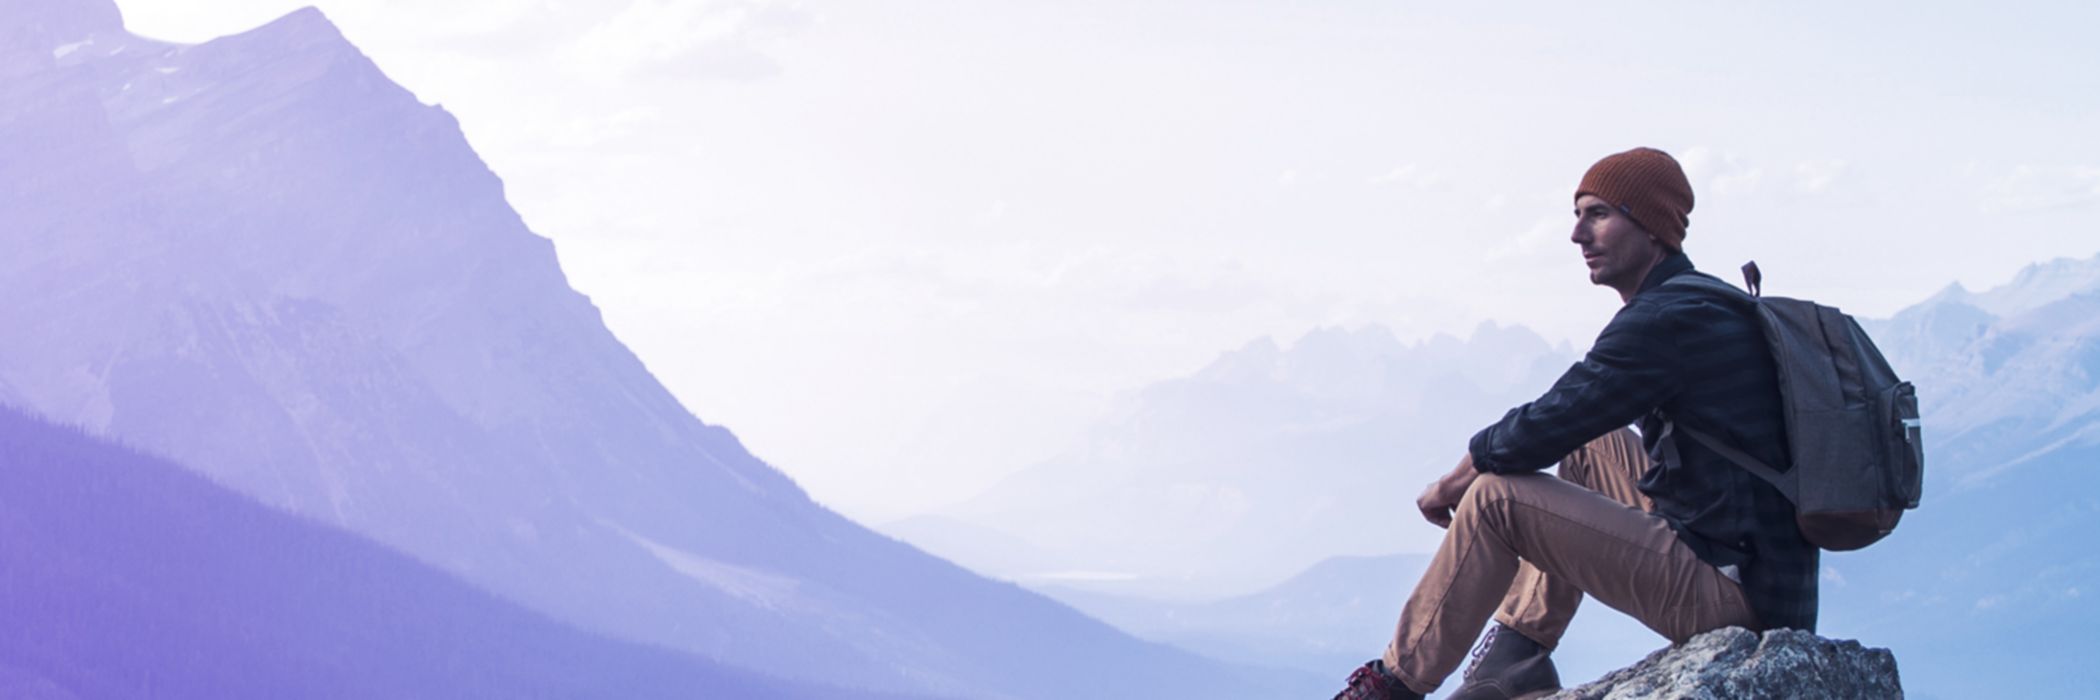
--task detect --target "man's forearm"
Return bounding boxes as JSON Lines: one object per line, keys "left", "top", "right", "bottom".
{"left": 1417, "top": 452, "right": 1485, "bottom": 528}
{"left": 1446, "top": 453, "right": 1483, "bottom": 495}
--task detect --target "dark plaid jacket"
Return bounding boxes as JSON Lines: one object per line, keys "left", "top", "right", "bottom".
{"left": 1467, "top": 253, "right": 1819, "bottom": 633}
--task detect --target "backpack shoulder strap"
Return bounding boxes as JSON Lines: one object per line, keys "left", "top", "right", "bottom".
{"left": 1654, "top": 267, "right": 1798, "bottom": 494}
{"left": 1659, "top": 271, "right": 1754, "bottom": 300}
{"left": 1667, "top": 419, "right": 1798, "bottom": 500}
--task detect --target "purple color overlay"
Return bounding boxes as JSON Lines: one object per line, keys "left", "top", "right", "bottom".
{"left": 0, "top": 404, "right": 900, "bottom": 699}
{"left": 0, "top": 0, "right": 1316, "bottom": 696}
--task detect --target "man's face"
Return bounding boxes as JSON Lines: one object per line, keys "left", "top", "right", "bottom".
{"left": 1570, "top": 194, "right": 1664, "bottom": 292}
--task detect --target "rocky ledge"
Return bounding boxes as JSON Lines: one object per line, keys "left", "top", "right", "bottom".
{"left": 1548, "top": 627, "right": 1902, "bottom": 700}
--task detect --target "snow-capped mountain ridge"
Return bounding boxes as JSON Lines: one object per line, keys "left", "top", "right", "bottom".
{"left": 1864, "top": 251, "right": 2100, "bottom": 487}
{"left": 1934, "top": 252, "right": 2100, "bottom": 318}
{"left": 1816, "top": 252, "right": 2100, "bottom": 697}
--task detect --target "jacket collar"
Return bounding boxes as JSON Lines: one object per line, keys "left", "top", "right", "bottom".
{"left": 1635, "top": 251, "right": 1695, "bottom": 297}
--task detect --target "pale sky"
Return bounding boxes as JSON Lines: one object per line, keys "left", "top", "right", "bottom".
{"left": 114, "top": 0, "right": 2100, "bottom": 521}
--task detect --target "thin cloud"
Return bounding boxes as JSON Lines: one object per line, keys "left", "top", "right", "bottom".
{"left": 1484, "top": 215, "right": 1567, "bottom": 262}
{"left": 1675, "top": 146, "right": 1764, "bottom": 198}
{"left": 1979, "top": 163, "right": 2100, "bottom": 213}
{"left": 1368, "top": 163, "right": 1447, "bottom": 189}
{"left": 561, "top": 0, "right": 813, "bottom": 80}
{"left": 1793, "top": 158, "right": 1847, "bottom": 194}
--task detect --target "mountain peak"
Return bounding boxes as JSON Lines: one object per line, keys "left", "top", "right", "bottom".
{"left": 1965, "top": 252, "right": 2100, "bottom": 317}
{"left": 1288, "top": 324, "right": 1405, "bottom": 359}
{"left": 1924, "top": 280, "right": 1973, "bottom": 305}
{"left": 200, "top": 5, "right": 350, "bottom": 57}
{"left": 1467, "top": 319, "right": 1552, "bottom": 356}
{"left": 259, "top": 6, "right": 340, "bottom": 39}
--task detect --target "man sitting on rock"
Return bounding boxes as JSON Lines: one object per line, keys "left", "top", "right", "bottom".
{"left": 1334, "top": 148, "right": 1818, "bottom": 700}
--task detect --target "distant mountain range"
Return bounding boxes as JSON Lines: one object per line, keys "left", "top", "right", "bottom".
{"left": 1832, "top": 254, "right": 2100, "bottom": 699}
{"left": 0, "top": 2, "right": 1310, "bottom": 697}
{"left": 938, "top": 254, "right": 2100, "bottom": 698}
{"left": 894, "top": 322, "right": 1574, "bottom": 598}
{"left": 1034, "top": 554, "right": 1429, "bottom": 674}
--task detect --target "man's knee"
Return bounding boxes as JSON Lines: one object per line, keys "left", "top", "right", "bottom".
{"left": 1553, "top": 429, "right": 1655, "bottom": 512}
{"left": 1458, "top": 472, "right": 1537, "bottom": 515}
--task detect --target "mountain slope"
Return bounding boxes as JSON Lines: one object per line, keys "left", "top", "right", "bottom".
{"left": 0, "top": 403, "right": 894, "bottom": 700}
{"left": 0, "top": 2, "right": 1307, "bottom": 697}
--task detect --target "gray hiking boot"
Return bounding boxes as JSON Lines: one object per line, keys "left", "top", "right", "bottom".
{"left": 1447, "top": 623, "right": 1561, "bottom": 700}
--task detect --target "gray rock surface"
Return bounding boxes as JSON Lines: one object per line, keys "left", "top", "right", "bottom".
{"left": 1548, "top": 627, "right": 1902, "bottom": 700}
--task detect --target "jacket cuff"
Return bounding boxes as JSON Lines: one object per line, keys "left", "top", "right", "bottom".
{"left": 1467, "top": 427, "right": 1503, "bottom": 473}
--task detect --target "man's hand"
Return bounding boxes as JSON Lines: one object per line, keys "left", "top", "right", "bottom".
{"left": 1416, "top": 453, "right": 1483, "bottom": 529}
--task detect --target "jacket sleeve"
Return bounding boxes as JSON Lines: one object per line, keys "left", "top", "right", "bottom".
{"left": 1468, "top": 302, "right": 1681, "bottom": 474}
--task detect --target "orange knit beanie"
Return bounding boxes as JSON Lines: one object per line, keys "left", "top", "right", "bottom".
{"left": 1575, "top": 147, "right": 1695, "bottom": 251}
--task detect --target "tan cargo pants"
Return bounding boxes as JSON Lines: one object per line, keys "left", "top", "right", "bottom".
{"left": 1381, "top": 428, "right": 1760, "bottom": 695}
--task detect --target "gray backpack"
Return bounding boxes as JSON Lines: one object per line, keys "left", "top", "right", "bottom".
{"left": 1663, "top": 262, "right": 1924, "bottom": 551}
